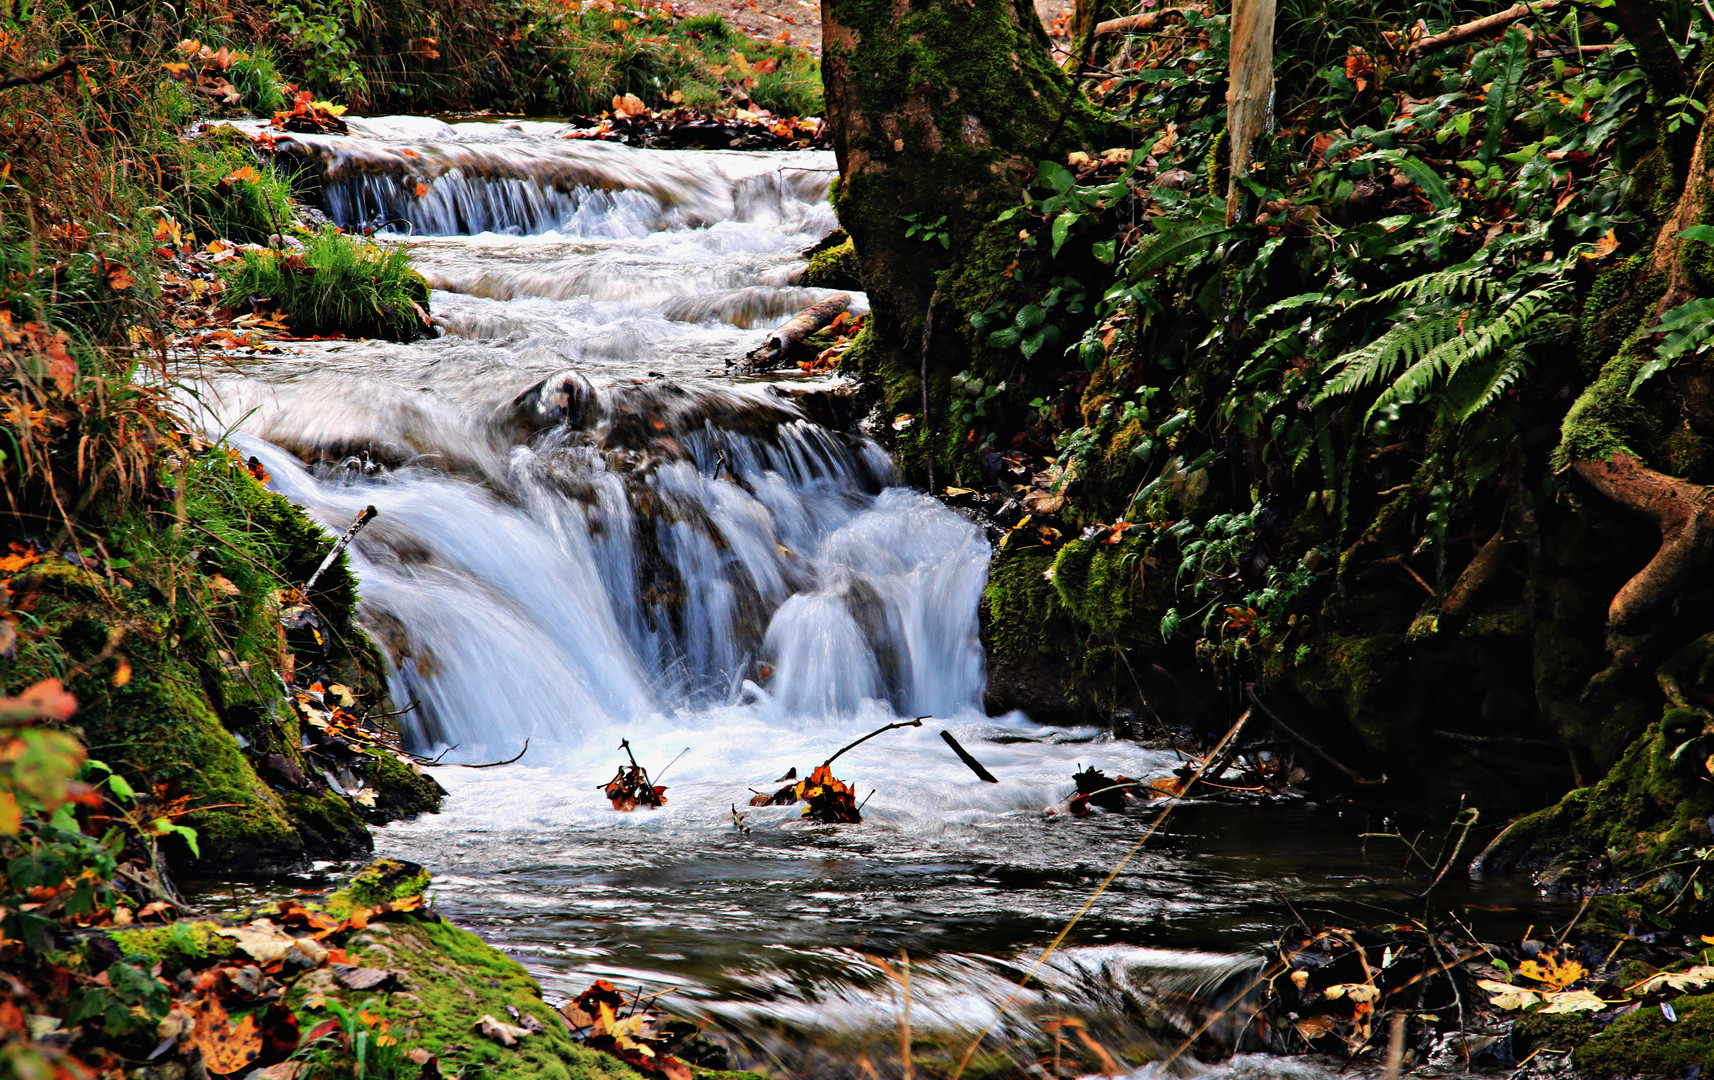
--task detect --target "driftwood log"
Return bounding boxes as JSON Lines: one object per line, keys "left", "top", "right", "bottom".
{"left": 730, "top": 292, "right": 850, "bottom": 373}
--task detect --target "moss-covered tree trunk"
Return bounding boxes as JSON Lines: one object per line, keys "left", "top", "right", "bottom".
{"left": 1487, "top": 70, "right": 1714, "bottom": 929}
{"left": 821, "top": 0, "right": 1103, "bottom": 432}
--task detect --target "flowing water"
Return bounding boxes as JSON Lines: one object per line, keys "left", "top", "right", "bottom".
{"left": 194, "top": 117, "right": 1564, "bottom": 1077}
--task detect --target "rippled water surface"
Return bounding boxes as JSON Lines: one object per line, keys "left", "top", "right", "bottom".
{"left": 197, "top": 117, "right": 1566, "bottom": 1075}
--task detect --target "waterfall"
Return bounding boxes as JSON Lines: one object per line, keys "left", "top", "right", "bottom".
{"left": 199, "top": 119, "right": 982, "bottom": 757}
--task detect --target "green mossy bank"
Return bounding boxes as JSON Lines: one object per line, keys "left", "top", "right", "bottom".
{"left": 2, "top": 457, "right": 440, "bottom": 875}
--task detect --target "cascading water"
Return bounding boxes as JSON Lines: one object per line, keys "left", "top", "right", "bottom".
{"left": 196, "top": 119, "right": 1561, "bottom": 1077}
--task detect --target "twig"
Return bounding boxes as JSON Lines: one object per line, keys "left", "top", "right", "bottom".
{"left": 443, "top": 739, "right": 529, "bottom": 768}
{"left": 0, "top": 58, "right": 76, "bottom": 91}
{"left": 652, "top": 746, "right": 691, "bottom": 784}
{"left": 940, "top": 730, "right": 999, "bottom": 783}
{"left": 823, "top": 717, "right": 926, "bottom": 768}
{"left": 303, "top": 505, "right": 377, "bottom": 594}
{"left": 1094, "top": 6, "right": 1201, "bottom": 36}
{"left": 1246, "top": 685, "right": 1388, "bottom": 786}
{"left": 950, "top": 708, "right": 1253, "bottom": 1079}
{"left": 1409, "top": 0, "right": 1562, "bottom": 56}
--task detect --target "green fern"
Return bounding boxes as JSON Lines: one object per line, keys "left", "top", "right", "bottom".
{"left": 1316, "top": 267, "right": 1570, "bottom": 427}
{"left": 1628, "top": 297, "right": 1714, "bottom": 396}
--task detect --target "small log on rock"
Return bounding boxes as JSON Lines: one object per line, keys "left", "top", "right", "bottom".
{"left": 731, "top": 293, "right": 850, "bottom": 373}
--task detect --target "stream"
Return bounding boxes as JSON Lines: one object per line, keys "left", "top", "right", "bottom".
{"left": 194, "top": 116, "right": 1568, "bottom": 1077}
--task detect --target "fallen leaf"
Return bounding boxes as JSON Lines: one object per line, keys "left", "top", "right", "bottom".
{"left": 1477, "top": 978, "right": 1542, "bottom": 1011}
{"left": 476, "top": 1013, "right": 533, "bottom": 1047}
{"left": 1538, "top": 989, "right": 1609, "bottom": 1014}
{"left": 189, "top": 993, "right": 263, "bottom": 1075}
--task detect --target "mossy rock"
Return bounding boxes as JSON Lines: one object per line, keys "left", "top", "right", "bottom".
{"left": 106, "top": 920, "right": 233, "bottom": 970}
{"left": 1478, "top": 706, "right": 1714, "bottom": 929}
{"left": 1573, "top": 991, "right": 1714, "bottom": 1076}
{"left": 1, "top": 454, "right": 418, "bottom": 875}
{"left": 800, "top": 232, "right": 860, "bottom": 290}
{"left": 325, "top": 858, "right": 432, "bottom": 918}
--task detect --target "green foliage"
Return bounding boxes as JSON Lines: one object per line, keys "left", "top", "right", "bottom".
{"left": 1316, "top": 261, "right": 1574, "bottom": 428}
{"left": 220, "top": 229, "right": 431, "bottom": 342}
{"left": 1629, "top": 293, "right": 1714, "bottom": 395}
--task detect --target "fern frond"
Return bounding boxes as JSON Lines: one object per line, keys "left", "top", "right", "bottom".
{"left": 1447, "top": 344, "right": 1532, "bottom": 423}
{"left": 1316, "top": 312, "right": 1460, "bottom": 403}
{"left": 1362, "top": 282, "right": 1569, "bottom": 424}
{"left": 1366, "top": 263, "right": 1497, "bottom": 308}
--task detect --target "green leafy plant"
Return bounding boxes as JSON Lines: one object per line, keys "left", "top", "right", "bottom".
{"left": 901, "top": 213, "right": 950, "bottom": 249}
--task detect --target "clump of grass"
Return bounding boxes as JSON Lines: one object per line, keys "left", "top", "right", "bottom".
{"left": 220, "top": 229, "right": 431, "bottom": 343}
{"left": 177, "top": 135, "right": 302, "bottom": 246}
{"left": 230, "top": 50, "right": 289, "bottom": 116}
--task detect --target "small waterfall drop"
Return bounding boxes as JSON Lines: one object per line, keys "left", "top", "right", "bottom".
{"left": 200, "top": 121, "right": 978, "bottom": 757}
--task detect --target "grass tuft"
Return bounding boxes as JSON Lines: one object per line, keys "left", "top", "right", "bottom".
{"left": 220, "top": 229, "right": 432, "bottom": 343}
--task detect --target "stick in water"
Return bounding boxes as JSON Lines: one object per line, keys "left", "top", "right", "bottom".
{"left": 303, "top": 505, "right": 378, "bottom": 594}
{"left": 940, "top": 730, "right": 999, "bottom": 783}
{"left": 823, "top": 717, "right": 926, "bottom": 769}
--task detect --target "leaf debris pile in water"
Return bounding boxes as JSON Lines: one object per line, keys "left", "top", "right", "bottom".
{"left": 749, "top": 762, "right": 862, "bottom": 823}
{"left": 559, "top": 979, "right": 696, "bottom": 1080}
{"left": 602, "top": 739, "right": 668, "bottom": 811}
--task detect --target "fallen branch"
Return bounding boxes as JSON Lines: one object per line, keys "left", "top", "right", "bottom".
{"left": 731, "top": 293, "right": 851, "bottom": 372}
{"left": 444, "top": 739, "right": 530, "bottom": 768}
{"left": 1245, "top": 685, "right": 1387, "bottom": 786}
{"left": 940, "top": 730, "right": 999, "bottom": 783}
{"left": 1408, "top": 1, "right": 1560, "bottom": 56}
{"left": 1570, "top": 452, "right": 1714, "bottom": 633}
{"left": 825, "top": 716, "right": 925, "bottom": 768}
{"left": 0, "top": 57, "right": 76, "bottom": 91}
{"left": 1094, "top": 6, "right": 1201, "bottom": 36}
{"left": 303, "top": 504, "right": 378, "bottom": 594}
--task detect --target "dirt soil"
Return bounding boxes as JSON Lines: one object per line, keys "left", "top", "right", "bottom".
{"left": 662, "top": 0, "right": 1077, "bottom": 59}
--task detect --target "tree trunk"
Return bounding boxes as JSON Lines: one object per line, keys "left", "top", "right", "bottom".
{"left": 1225, "top": 0, "right": 1277, "bottom": 224}
{"left": 821, "top": 0, "right": 1098, "bottom": 397}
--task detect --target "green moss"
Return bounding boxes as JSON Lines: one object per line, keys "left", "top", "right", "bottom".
{"left": 1050, "top": 538, "right": 1148, "bottom": 641}
{"left": 107, "top": 920, "right": 231, "bottom": 968}
{"left": 1479, "top": 706, "right": 1714, "bottom": 929}
{"left": 1573, "top": 990, "right": 1714, "bottom": 1076}
{"left": 296, "top": 913, "right": 644, "bottom": 1080}
{"left": 800, "top": 235, "right": 860, "bottom": 290}
{"left": 983, "top": 548, "right": 1074, "bottom": 662}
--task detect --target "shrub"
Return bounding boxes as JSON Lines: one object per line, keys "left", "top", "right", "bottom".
{"left": 220, "top": 229, "right": 432, "bottom": 342}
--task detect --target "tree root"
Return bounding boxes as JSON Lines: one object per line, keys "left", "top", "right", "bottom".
{"left": 1571, "top": 452, "right": 1714, "bottom": 633}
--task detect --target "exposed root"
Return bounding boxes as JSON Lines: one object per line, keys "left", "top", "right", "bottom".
{"left": 1571, "top": 452, "right": 1714, "bottom": 635}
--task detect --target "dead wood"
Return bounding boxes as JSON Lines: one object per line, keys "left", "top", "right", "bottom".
{"left": 1439, "top": 528, "right": 1510, "bottom": 621}
{"left": 0, "top": 58, "right": 76, "bottom": 91}
{"left": 940, "top": 729, "right": 999, "bottom": 782}
{"left": 1408, "top": 1, "right": 1561, "bottom": 56}
{"left": 731, "top": 292, "right": 850, "bottom": 372}
{"left": 1570, "top": 452, "right": 1714, "bottom": 632}
{"left": 1225, "top": 0, "right": 1277, "bottom": 224}
{"left": 1094, "top": 6, "right": 1201, "bottom": 37}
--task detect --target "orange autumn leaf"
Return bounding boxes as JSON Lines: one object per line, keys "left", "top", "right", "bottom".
{"left": 189, "top": 994, "right": 264, "bottom": 1076}
{"left": 413, "top": 182, "right": 429, "bottom": 198}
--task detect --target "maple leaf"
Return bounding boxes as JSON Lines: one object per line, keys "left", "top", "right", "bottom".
{"left": 189, "top": 993, "right": 264, "bottom": 1075}
{"left": 1518, "top": 951, "right": 1586, "bottom": 990}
